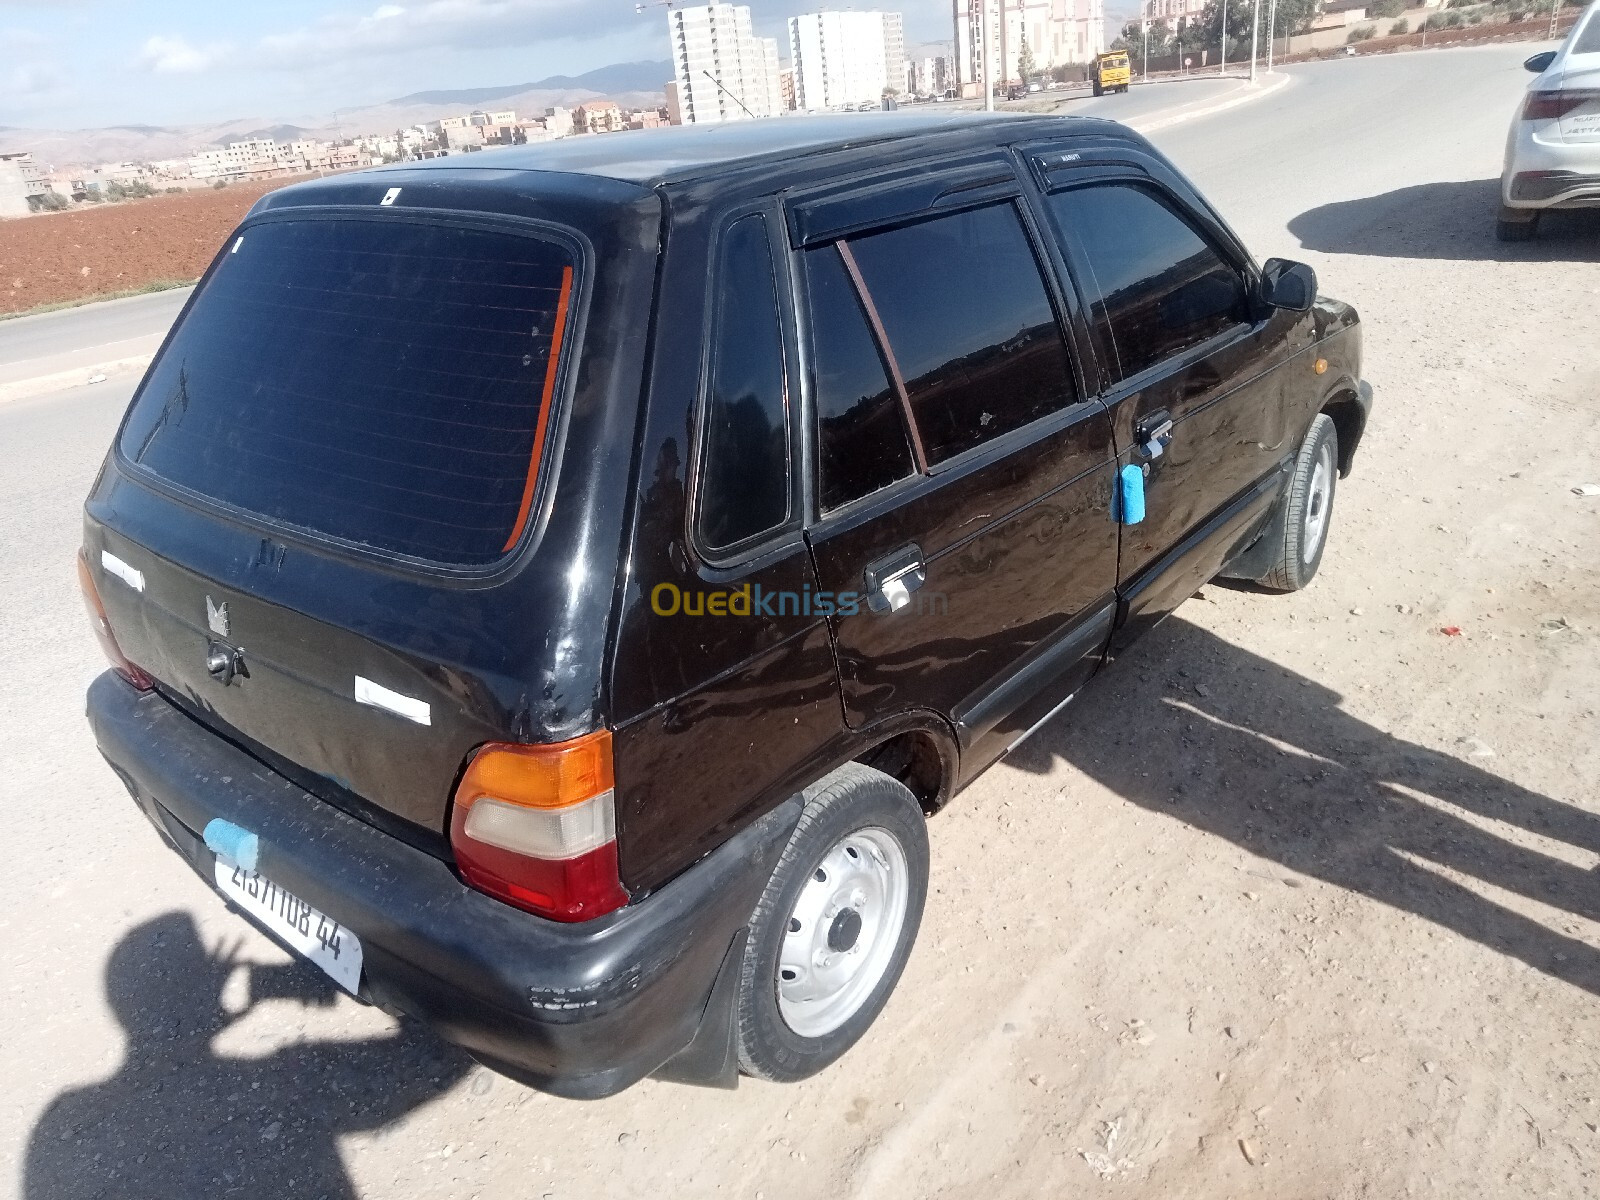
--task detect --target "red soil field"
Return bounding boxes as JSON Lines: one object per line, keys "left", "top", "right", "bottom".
{"left": 0, "top": 177, "right": 306, "bottom": 315}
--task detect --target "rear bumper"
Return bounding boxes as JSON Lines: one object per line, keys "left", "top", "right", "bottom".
{"left": 87, "top": 671, "right": 798, "bottom": 1099}
{"left": 1503, "top": 128, "right": 1600, "bottom": 209}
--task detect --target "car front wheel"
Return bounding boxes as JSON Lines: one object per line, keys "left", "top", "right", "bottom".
{"left": 734, "top": 762, "right": 928, "bottom": 1082}
{"left": 1258, "top": 413, "right": 1339, "bottom": 593}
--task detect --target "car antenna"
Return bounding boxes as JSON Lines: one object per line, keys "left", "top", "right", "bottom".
{"left": 701, "top": 69, "right": 758, "bottom": 121}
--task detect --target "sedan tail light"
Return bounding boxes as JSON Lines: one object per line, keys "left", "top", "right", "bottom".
{"left": 1523, "top": 90, "right": 1598, "bottom": 120}
{"left": 77, "top": 551, "right": 154, "bottom": 692}
{"left": 449, "top": 731, "right": 629, "bottom": 922}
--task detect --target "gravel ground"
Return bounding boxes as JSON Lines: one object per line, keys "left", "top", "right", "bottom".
{"left": 2, "top": 44, "right": 1597, "bottom": 1200}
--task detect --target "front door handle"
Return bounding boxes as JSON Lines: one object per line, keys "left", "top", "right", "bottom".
{"left": 863, "top": 543, "right": 926, "bottom": 613}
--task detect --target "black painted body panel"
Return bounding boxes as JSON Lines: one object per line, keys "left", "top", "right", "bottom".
{"left": 84, "top": 114, "right": 1368, "bottom": 1008}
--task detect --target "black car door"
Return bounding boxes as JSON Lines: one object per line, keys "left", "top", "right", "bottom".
{"left": 1025, "top": 141, "right": 1317, "bottom": 644}
{"left": 790, "top": 156, "right": 1120, "bottom": 779}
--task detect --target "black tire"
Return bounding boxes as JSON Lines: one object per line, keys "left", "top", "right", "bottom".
{"left": 734, "top": 762, "right": 929, "bottom": 1083}
{"left": 1495, "top": 207, "right": 1539, "bottom": 242}
{"left": 1093, "top": 81, "right": 1104, "bottom": 96}
{"left": 1258, "top": 414, "right": 1339, "bottom": 593}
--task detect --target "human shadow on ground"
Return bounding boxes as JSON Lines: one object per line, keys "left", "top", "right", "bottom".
{"left": 24, "top": 911, "right": 472, "bottom": 1200}
{"left": 1289, "top": 178, "right": 1600, "bottom": 262}
{"left": 1006, "top": 618, "right": 1600, "bottom": 996}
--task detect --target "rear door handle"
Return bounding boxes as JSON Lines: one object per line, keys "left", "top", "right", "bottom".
{"left": 1136, "top": 409, "right": 1174, "bottom": 460}
{"left": 863, "top": 544, "right": 926, "bottom": 613}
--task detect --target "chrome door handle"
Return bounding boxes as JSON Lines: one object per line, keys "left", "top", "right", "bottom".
{"left": 1136, "top": 410, "right": 1174, "bottom": 460}
{"left": 863, "top": 544, "right": 926, "bottom": 614}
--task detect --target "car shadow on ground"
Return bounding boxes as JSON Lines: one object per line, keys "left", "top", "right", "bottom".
{"left": 1005, "top": 618, "right": 1600, "bottom": 997}
{"left": 23, "top": 911, "right": 472, "bottom": 1200}
{"left": 1289, "top": 178, "right": 1600, "bottom": 262}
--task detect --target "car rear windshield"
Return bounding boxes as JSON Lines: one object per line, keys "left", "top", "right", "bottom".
{"left": 118, "top": 216, "right": 578, "bottom": 566}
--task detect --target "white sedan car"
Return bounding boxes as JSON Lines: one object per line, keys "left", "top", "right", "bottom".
{"left": 1498, "top": 0, "right": 1600, "bottom": 241}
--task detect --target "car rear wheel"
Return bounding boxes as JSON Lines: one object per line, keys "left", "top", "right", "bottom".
{"left": 734, "top": 762, "right": 928, "bottom": 1082}
{"left": 1258, "top": 414, "right": 1339, "bottom": 593}
{"left": 1496, "top": 206, "right": 1540, "bottom": 242}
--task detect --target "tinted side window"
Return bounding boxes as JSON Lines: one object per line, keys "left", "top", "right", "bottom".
{"left": 845, "top": 202, "right": 1078, "bottom": 465}
{"left": 1047, "top": 182, "right": 1250, "bottom": 383}
{"left": 697, "top": 215, "right": 791, "bottom": 552}
{"left": 805, "top": 244, "right": 915, "bottom": 512}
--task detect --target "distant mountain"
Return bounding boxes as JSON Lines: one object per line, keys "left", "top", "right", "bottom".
{"left": 390, "top": 61, "right": 673, "bottom": 108}
{"left": 0, "top": 58, "right": 672, "bottom": 170}
{"left": 214, "top": 124, "right": 311, "bottom": 147}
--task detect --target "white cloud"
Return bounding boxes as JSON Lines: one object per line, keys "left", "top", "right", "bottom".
{"left": 254, "top": 0, "right": 629, "bottom": 68}
{"left": 138, "top": 34, "right": 231, "bottom": 75}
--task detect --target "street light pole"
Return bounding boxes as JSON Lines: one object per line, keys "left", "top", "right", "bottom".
{"left": 1266, "top": 0, "right": 1278, "bottom": 72}
{"left": 982, "top": 0, "right": 994, "bottom": 110}
{"left": 1221, "top": 0, "right": 1229, "bottom": 76}
{"left": 1249, "top": 0, "right": 1260, "bottom": 82}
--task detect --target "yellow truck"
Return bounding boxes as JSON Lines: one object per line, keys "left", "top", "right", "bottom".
{"left": 1092, "top": 51, "right": 1131, "bottom": 97}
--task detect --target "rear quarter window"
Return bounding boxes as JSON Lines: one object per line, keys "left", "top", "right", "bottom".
{"left": 118, "top": 216, "right": 578, "bottom": 567}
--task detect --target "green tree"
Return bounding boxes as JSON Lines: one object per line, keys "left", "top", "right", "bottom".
{"left": 1017, "top": 31, "right": 1037, "bottom": 84}
{"left": 1118, "top": 18, "right": 1175, "bottom": 58}
{"left": 1192, "top": 0, "right": 1257, "bottom": 55}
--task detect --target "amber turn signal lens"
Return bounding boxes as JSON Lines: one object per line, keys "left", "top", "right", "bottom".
{"left": 449, "top": 732, "right": 628, "bottom": 922}
{"left": 1314, "top": 358, "right": 1328, "bottom": 375}
{"left": 455, "top": 731, "right": 614, "bottom": 812}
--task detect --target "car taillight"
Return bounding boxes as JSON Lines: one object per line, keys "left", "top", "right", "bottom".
{"left": 76, "top": 551, "right": 154, "bottom": 692}
{"left": 1523, "top": 90, "right": 1594, "bottom": 120}
{"left": 449, "top": 731, "right": 629, "bottom": 922}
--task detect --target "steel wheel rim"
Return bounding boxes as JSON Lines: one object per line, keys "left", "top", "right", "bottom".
{"left": 777, "top": 827, "right": 909, "bottom": 1039}
{"left": 1302, "top": 443, "right": 1334, "bottom": 564}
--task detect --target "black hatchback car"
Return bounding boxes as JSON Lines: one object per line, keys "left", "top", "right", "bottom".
{"left": 82, "top": 113, "right": 1370, "bottom": 1099}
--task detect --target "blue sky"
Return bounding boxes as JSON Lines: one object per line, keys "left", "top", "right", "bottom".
{"left": 1, "top": 0, "right": 958, "bottom": 130}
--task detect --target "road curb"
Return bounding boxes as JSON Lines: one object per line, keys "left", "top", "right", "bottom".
{"left": 0, "top": 353, "right": 153, "bottom": 405}
{"left": 1128, "top": 70, "right": 1292, "bottom": 135}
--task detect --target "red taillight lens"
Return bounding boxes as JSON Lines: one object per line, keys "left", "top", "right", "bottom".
{"left": 449, "top": 732, "right": 629, "bottom": 922}
{"left": 76, "top": 551, "right": 154, "bottom": 692}
{"left": 1523, "top": 90, "right": 1593, "bottom": 121}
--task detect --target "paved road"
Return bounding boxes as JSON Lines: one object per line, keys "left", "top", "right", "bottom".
{"left": 3, "top": 45, "right": 1597, "bottom": 1200}
{"left": 0, "top": 287, "right": 190, "bottom": 397}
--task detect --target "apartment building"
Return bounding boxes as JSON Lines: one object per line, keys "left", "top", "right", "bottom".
{"left": 953, "top": 0, "right": 1106, "bottom": 94}
{"left": 788, "top": 12, "right": 888, "bottom": 110}
{"left": 908, "top": 54, "right": 953, "bottom": 95}
{"left": 0, "top": 152, "right": 49, "bottom": 217}
{"left": 881, "top": 11, "right": 907, "bottom": 95}
{"left": 668, "top": 3, "right": 784, "bottom": 124}
{"left": 574, "top": 101, "right": 628, "bottom": 135}
{"left": 1141, "top": 0, "right": 1208, "bottom": 25}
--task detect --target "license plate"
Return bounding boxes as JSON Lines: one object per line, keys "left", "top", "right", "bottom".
{"left": 214, "top": 858, "right": 363, "bottom": 994}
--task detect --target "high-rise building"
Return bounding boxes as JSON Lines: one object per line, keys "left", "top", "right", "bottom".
{"left": 669, "top": 4, "right": 783, "bottom": 124}
{"left": 952, "top": 0, "right": 1105, "bottom": 94}
{"left": 881, "top": 12, "right": 907, "bottom": 97}
{"left": 787, "top": 11, "right": 907, "bottom": 111}
{"left": 907, "top": 55, "right": 952, "bottom": 96}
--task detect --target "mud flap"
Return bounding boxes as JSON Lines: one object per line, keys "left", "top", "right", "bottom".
{"left": 649, "top": 928, "right": 747, "bottom": 1089}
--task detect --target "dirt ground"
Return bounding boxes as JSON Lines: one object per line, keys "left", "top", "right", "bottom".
{"left": 0, "top": 179, "right": 296, "bottom": 315}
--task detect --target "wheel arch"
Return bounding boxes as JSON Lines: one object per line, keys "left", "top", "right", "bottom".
{"left": 1319, "top": 381, "right": 1368, "bottom": 478}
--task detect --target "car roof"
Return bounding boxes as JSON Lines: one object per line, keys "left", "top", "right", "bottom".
{"left": 367, "top": 112, "right": 1125, "bottom": 188}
